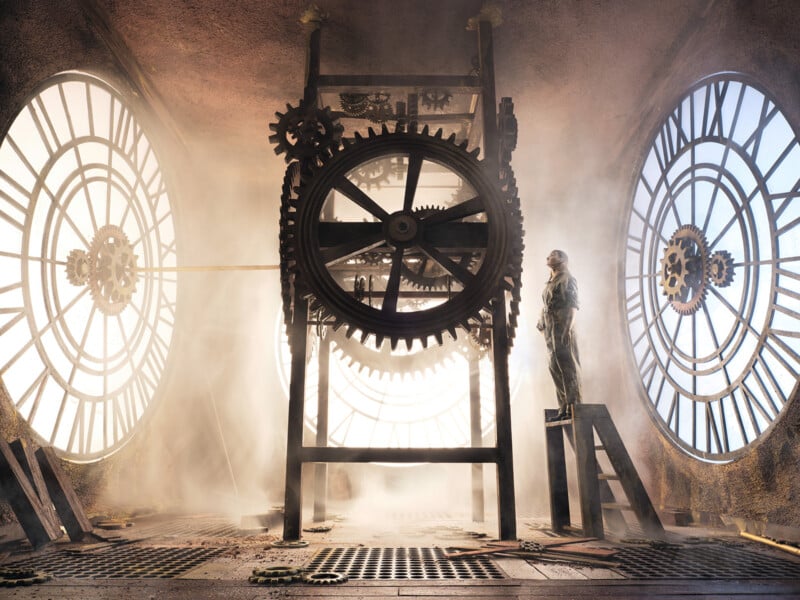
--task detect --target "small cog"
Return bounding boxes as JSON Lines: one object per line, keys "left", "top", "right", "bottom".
{"left": 709, "top": 250, "right": 734, "bottom": 287}
{"left": 302, "top": 572, "right": 348, "bottom": 585}
{"left": 66, "top": 249, "right": 91, "bottom": 286}
{"left": 420, "top": 89, "right": 452, "bottom": 111}
{"left": 269, "top": 100, "right": 343, "bottom": 162}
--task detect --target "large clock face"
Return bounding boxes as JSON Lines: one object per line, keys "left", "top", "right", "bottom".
{"left": 0, "top": 72, "right": 177, "bottom": 462}
{"left": 623, "top": 73, "right": 800, "bottom": 462}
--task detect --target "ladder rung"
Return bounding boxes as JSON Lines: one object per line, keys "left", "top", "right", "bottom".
{"left": 594, "top": 445, "right": 605, "bottom": 451}
{"left": 602, "top": 502, "right": 632, "bottom": 511}
{"left": 598, "top": 473, "right": 620, "bottom": 480}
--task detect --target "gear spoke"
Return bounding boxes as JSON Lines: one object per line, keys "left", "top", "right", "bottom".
{"left": 421, "top": 196, "right": 484, "bottom": 227}
{"left": 418, "top": 241, "right": 474, "bottom": 285}
{"left": 382, "top": 247, "right": 405, "bottom": 314}
{"left": 403, "top": 152, "right": 424, "bottom": 212}
{"left": 335, "top": 176, "right": 390, "bottom": 221}
{"left": 320, "top": 230, "right": 386, "bottom": 266}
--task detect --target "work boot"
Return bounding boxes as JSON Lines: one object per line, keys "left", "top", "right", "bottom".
{"left": 546, "top": 405, "right": 572, "bottom": 422}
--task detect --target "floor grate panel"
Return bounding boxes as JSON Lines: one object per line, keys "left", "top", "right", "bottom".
{"left": 306, "top": 547, "right": 505, "bottom": 580}
{"left": 616, "top": 542, "right": 800, "bottom": 579}
{"left": 5, "top": 545, "right": 226, "bottom": 579}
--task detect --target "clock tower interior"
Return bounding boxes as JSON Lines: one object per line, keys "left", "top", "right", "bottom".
{"left": 1, "top": 1, "right": 799, "bottom": 596}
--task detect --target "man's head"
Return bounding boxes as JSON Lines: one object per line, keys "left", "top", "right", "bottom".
{"left": 546, "top": 249, "right": 569, "bottom": 269}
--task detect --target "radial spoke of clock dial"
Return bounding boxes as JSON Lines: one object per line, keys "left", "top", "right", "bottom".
{"left": 623, "top": 74, "right": 800, "bottom": 461}
{"left": 0, "top": 72, "right": 177, "bottom": 462}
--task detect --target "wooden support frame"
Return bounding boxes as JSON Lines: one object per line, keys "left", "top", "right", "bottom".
{"left": 0, "top": 437, "right": 93, "bottom": 547}
{"left": 281, "top": 12, "right": 517, "bottom": 542}
{"left": 544, "top": 404, "right": 664, "bottom": 539}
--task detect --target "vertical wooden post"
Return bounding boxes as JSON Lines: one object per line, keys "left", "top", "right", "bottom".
{"left": 313, "top": 333, "right": 330, "bottom": 522}
{"left": 544, "top": 413, "right": 570, "bottom": 531}
{"left": 469, "top": 351, "right": 484, "bottom": 523}
{"left": 283, "top": 293, "right": 309, "bottom": 541}
{"left": 572, "top": 405, "right": 604, "bottom": 539}
{"left": 479, "top": 15, "right": 516, "bottom": 541}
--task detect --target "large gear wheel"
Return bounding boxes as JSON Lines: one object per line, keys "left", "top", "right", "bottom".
{"left": 269, "top": 100, "right": 343, "bottom": 163}
{"left": 659, "top": 224, "right": 708, "bottom": 315}
{"left": 87, "top": 225, "right": 139, "bottom": 316}
{"left": 328, "top": 326, "right": 460, "bottom": 378}
{"left": 289, "top": 125, "right": 518, "bottom": 350}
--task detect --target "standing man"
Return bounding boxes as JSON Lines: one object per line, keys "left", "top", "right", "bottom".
{"left": 537, "top": 249, "right": 582, "bottom": 421}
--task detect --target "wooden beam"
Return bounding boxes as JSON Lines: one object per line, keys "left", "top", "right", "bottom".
{"left": 35, "top": 446, "right": 93, "bottom": 541}
{"left": 9, "top": 439, "right": 59, "bottom": 532}
{"left": 298, "top": 446, "right": 499, "bottom": 463}
{"left": 0, "top": 438, "right": 62, "bottom": 548}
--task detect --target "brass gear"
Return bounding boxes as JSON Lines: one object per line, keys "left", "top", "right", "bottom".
{"left": 709, "top": 250, "right": 735, "bottom": 287}
{"left": 65, "top": 249, "right": 91, "bottom": 286}
{"left": 87, "top": 225, "right": 139, "bottom": 316}
{"left": 659, "top": 224, "right": 708, "bottom": 315}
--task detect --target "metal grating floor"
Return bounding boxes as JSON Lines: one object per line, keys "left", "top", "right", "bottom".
{"left": 615, "top": 542, "right": 800, "bottom": 579}
{"left": 5, "top": 545, "right": 226, "bottom": 579}
{"left": 306, "top": 547, "right": 505, "bottom": 580}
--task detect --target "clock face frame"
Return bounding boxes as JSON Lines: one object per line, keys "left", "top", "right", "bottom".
{"left": 0, "top": 72, "right": 178, "bottom": 462}
{"left": 623, "top": 72, "right": 800, "bottom": 462}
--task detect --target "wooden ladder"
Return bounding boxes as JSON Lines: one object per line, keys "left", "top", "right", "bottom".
{"left": 544, "top": 403, "right": 664, "bottom": 539}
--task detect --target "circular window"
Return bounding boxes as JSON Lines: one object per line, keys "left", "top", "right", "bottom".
{"left": 0, "top": 72, "right": 178, "bottom": 462}
{"left": 623, "top": 73, "right": 800, "bottom": 462}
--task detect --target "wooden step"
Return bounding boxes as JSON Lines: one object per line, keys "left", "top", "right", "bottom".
{"left": 602, "top": 502, "right": 632, "bottom": 511}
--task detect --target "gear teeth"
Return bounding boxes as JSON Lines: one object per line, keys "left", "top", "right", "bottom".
{"left": 468, "top": 147, "right": 480, "bottom": 158}
{"left": 390, "top": 336, "right": 399, "bottom": 351}
{"left": 434, "top": 331, "right": 443, "bottom": 346}
{"left": 447, "top": 132, "right": 457, "bottom": 143}
{"left": 360, "top": 330, "right": 369, "bottom": 344}
{"left": 434, "top": 128, "right": 444, "bottom": 139}
{"left": 421, "top": 124, "right": 430, "bottom": 136}
{"left": 420, "top": 336, "right": 428, "bottom": 349}
{"left": 345, "top": 326, "right": 356, "bottom": 339}
{"left": 354, "top": 131, "right": 364, "bottom": 141}
{"left": 375, "top": 335, "right": 384, "bottom": 349}
{"left": 394, "top": 121, "right": 404, "bottom": 133}
{"left": 368, "top": 127, "right": 377, "bottom": 138}
{"left": 447, "top": 326, "right": 457, "bottom": 340}
{"left": 381, "top": 124, "right": 390, "bottom": 135}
